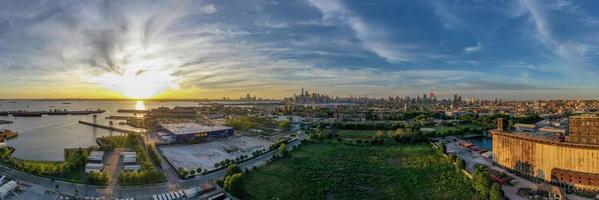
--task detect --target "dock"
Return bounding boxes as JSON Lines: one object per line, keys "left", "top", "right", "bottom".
{"left": 0, "top": 110, "right": 105, "bottom": 117}
{"left": 116, "top": 109, "right": 149, "bottom": 114}
{"left": 78, "top": 121, "right": 144, "bottom": 134}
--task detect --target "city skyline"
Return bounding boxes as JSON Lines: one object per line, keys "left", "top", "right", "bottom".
{"left": 3, "top": 0, "right": 599, "bottom": 99}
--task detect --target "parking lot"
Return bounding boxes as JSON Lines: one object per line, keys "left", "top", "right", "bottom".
{"left": 159, "top": 135, "right": 273, "bottom": 171}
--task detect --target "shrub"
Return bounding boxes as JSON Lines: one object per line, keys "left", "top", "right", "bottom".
{"left": 489, "top": 183, "right": 504, "bottom": 200}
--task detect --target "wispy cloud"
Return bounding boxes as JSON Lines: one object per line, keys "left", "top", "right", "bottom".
{"left": 307, "top": 0, "right": 409, "bottom": 63}
{"left": 517, "top": 0, "right": 589, "bottom": 67}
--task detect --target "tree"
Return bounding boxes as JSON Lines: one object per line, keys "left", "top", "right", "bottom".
{"left": 373, "top": 130, "right": 385, "bottom": 139}
{"left": 224, "top": 173, "right": 243, "bottom": 197}
{"left": 226, "top": 164, "right": 241, "bottom": 177}
{"left": 278, "top": 143, "right": 288, "bottom": 157}
{"left": 473, "top": 168, "right": 492, "bottom": 199}
{"left": 278, "top": 120, "right": 291, "bottom": 131}
{"left": 490, "top": 183, "right": 504, "bottom": 200}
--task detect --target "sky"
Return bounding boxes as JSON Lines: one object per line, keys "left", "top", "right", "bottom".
{"left": 1, "top": 0, "right": 599, "bottom": 100}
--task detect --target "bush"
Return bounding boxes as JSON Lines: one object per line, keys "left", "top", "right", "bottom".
{"left": 224, "top": 173, "right": 244, "bottom": 197}
{"left": 147, "top": 144, "right": 162, "bottom": 167}
{"left": 87, "top": 171, "right": 109, "bottom": 185}
{"left": 490, "top": 183, "right": 504, "bottom": 200}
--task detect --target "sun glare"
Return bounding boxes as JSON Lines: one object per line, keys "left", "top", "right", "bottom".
{"left": 86, "top": 68, "right": 178, "bottom": 99}
{"left": 134, "top": 101, "right": 146, "bottom": 110}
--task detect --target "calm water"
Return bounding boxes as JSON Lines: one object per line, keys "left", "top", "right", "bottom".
{"left": 466, "top": 136, "right": 492, "bottom": 151}
{"left": 0, "top": 100, "right": 198, "bottom": 161}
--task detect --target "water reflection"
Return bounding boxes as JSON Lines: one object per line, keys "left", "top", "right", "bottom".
{"left": 0, "top": 100, "right": 197, "bottom": 161}
{"left": 135, "top": 101, "right": 146, "bottom": 110}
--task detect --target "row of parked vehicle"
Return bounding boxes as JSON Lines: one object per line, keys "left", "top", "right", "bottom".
{"left": 152, "top": 182, "right": 221, "bottom": 200}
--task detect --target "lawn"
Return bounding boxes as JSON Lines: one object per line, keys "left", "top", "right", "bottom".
{"left": 240, "top": 143, "right": 475, "bottom": 200}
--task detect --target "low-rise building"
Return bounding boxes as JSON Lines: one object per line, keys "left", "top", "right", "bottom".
{"left": 85, "top": 163, "right": 103, "bottom": 173}
{"left": 124, "top": 164, "right": 141, "bottom": 171}
{"left": 514, "top": 123, "right": 536, "bottom": 132}
{"left": 87, "top": 151, "right": 105, "bottom": 162}
{"left": 538, "top": 127, "right": 566, "bottom": 136}
{"left": 158, "top": 122, "right": 234, "bottom": 143}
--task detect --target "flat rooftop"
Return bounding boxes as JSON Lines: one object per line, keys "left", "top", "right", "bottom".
{"left": 491, "top": 129, "right": 599, "bottom": 149}
{"left": 159, "top": 122, "right": 232, "bottom": 135}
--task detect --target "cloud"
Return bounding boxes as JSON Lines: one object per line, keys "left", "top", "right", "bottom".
{"left": 3, "top": 0, "right": 598, "bottom": 99}
{"left": 459, "top": 80, "right": 543, "bottom": 90}
{"left": 517, "top": 0, "right": 588, "bottom": 65}
{"left": 464, "top": 42, "right": 482, "bottom": 54}
{"left": 199, "top": 4, "right": 217, "bottom": 14}
{"left": 307, "top": 0, "right": 409, "bottom": 63}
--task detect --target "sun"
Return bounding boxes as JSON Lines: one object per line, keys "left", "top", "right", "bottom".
{"left": 86, "top": 68, "right": 178, "bottom": 99}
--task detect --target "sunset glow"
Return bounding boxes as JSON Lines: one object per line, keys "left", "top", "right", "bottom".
{"left": 86, "top": 68, "right": 178, "bottom": 99}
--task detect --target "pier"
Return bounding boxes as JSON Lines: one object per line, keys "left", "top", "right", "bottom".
{"left": 78, "top": 121, "right": 144, "bottom": 134}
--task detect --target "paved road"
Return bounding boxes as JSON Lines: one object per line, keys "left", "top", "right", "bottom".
{"left": 0, "top": 137, "right": 303, "bottom": 199}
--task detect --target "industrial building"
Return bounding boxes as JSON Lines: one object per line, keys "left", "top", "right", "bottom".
{"left": 122, "top": 152, "right": 137, "bottom": 163}
{"left": 158, "top": 122, "right": 233, "bottom": 143}
{"left": 85, "top": 151, "right": 105, "bottom": 173}
{"left": 492, "top": 116, "right": 599, "bottom": 191}
{"left": 85, "top": 163, "right": 104, "bottom": 173}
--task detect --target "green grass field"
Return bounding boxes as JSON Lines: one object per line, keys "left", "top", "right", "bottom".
{"left": 240, "top": 143, "right": 474, "bottom": 200}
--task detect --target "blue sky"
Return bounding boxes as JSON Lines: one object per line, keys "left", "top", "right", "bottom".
{"left": 1, "top": 0, "right": 599, "bottom": 99}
